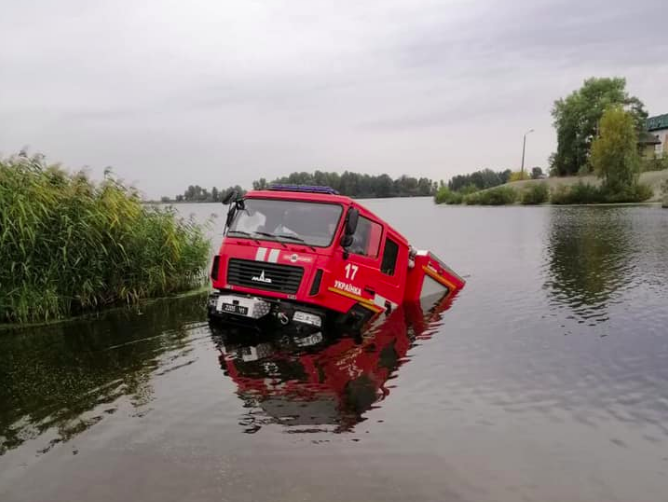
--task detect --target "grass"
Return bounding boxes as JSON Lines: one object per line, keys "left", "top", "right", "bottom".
{"left": 520, "top": 183, "right": 549, "bottom": 205}
{"left": 436, "top": 168, "right": 665, "bottom": 207}
{"left": 503, "top": 169, "right": 668, "bottom": 202}
{"left": 464, "top": 186, "right": 517, "bottom": 205}
{"left": 434, "top": 187, "right": 464, "bottom": 204}
{"left": 551, "top": 182, "right": 653, "bottom": 205}
{"left": 0, "top": 153, "right": 211, "bottom": 323}
{"left": 550, "top": 182, "right": 603, "bottom": 205}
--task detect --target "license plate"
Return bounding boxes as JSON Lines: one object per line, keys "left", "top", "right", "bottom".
{"left": 220, "top": 303, "right": 248, "bottom": 315}
{"left": 293, "top": 311, "right": 322, "bottom": 327}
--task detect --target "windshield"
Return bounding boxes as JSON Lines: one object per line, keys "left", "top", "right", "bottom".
{"left": 228, "top": 198, "right": 343, "bottom": 248}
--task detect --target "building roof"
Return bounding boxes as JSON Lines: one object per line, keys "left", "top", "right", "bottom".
{"left": 647, "top": 113, "right": 668, "bottom": 132}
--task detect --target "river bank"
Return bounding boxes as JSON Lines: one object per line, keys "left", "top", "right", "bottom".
{"left": 435, "top": 169, "right": 668, "bottom": 206}
{"left": 0, "top": 287, "right": 210, "bottom": 333}
{"left": 505, "top": 169, "right": 668, "bottom": 202}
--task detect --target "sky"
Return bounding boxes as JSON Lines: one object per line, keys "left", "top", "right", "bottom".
{"left": 1, "top": 0, "right": 667, "bottom": 198}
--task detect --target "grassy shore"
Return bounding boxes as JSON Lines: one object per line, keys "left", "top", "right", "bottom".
{"left": 1, "top": 154, "right": 211, "bottom": 324}
{"left": 504, "top": 170, "right": 668, "bottom": 203}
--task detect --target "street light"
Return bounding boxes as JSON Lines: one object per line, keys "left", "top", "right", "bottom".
{"left": 521, "top": 128, "right": 534, "bottom": 179}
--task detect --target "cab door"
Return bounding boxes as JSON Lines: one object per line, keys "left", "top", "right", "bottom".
{"left": 374, "top": 230, "right": 407, "bottom": 310}
{"left": 330, "top": 212, "right": 384, "bottom": 313}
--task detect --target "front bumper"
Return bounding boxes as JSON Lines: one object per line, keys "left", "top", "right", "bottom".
{"left": 207, "top": 291, "right": 324, "bottom": 331}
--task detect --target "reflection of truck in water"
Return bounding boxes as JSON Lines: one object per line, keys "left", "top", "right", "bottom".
{"left": 208, "top": 185, "right": 465, "bottom": 333}
{"left": 211, "top": 291, "right": 457, "bottom": 433}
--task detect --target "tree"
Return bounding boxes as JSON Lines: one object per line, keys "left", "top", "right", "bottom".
{"left": 551, "top": 77, "right": 647, "bottom": 176}
{"left": 590, "top": 106, "right": 640, "bottom": 196}
{"left": 211, "top": 187, "right": 219, "bottom": 202}
{"left": 376, "top": 174, "right": 394, "bottom": 197}
{"left": 252, "top": 178, "right": 268, "bottom": 190}
{"left": 498, "top": 169, "right": 512, "bottom": 184}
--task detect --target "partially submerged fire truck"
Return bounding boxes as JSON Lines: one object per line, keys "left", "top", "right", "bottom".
{"left": 208, "top": 184, "right": 465, "bottom": 332}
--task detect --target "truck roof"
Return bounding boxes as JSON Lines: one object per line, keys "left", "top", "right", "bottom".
{"left": 246, "top": 189, "right": 354, "bottom": 206}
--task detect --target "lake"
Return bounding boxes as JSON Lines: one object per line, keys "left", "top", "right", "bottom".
{"left": 2, "top": 198, "right": 668, "bottom": 502}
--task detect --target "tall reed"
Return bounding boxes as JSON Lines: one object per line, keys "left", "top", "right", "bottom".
{"left": 0, "top": 153, "right": 210, "bottom": 323}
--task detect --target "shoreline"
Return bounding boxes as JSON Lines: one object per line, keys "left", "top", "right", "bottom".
{"left": 435, "top": 169, "right": 668, "bottom": 207}
{"left": 504, "top": 169, "right": 668, "bottom": 203}
{"left": 436, "top": 201, "right": 665, "bottom": 208}
{"left": 0, "top": 286, "right": 210, "bottom": 332}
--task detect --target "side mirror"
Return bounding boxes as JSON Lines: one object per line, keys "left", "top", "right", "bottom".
{"left": 222, "top": 190, "right": 238, "bottom": 205}
{"left": 340, "top": 208, "right": 359, "bottom": 258}
{"left": 344, "top": 208, "right": 359, "bottom": 236}
{"left": 340, "top": 234, "right": 354, "bottom": 248}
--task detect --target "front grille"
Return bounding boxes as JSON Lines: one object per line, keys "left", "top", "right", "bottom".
{"left": 227, "top": 258, "right": 304, "bottom": 294}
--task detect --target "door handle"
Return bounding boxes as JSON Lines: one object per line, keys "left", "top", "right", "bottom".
{"left": 364, "top": 287, "right": 375, "bottom": 295}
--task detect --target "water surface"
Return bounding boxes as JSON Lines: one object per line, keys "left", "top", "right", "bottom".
{"left": 2, "top": 199, "right": 668, "bottom": 502}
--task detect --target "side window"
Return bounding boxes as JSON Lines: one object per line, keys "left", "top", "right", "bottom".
{"left": 350, "top": 216, "right": 382, "bottom": 258}
{"left": 381, "top": 238, "right": 399, "bottom": 275}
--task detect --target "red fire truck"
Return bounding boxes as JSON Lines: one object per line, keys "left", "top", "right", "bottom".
{"left": 208, "top": 185, "right": 465, "bottom": 332}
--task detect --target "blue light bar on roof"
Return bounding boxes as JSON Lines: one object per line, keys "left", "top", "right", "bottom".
{"left": 267, "top": 184, "right": 340, "bottom": 195}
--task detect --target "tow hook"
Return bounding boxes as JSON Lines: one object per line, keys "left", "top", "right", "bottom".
{"left": 277, "top": 312, "right": 290, "bottom": 326}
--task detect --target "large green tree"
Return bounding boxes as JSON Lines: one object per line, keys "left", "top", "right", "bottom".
{"left": 551, "top": 77, "right": 647, "bottom": 176}
{"left": 590, "top": 106, "right": 641, "bottom": 196}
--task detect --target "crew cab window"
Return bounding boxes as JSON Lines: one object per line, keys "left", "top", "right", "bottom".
{"left": 381, "top": 238, "right": 399, "bottom": 275}
{"left": 349, "top": 216, "right": 382, "bottom": 258}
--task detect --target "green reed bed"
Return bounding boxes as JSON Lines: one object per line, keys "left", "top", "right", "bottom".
{"left": 0, "top": 154, "right": 210, "bottom": 323}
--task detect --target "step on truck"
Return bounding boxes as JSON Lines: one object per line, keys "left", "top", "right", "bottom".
{"left": 208, "top": 184, "right": 465, "bottom": 333}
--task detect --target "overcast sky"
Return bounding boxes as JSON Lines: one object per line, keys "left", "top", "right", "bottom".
{"left": 1, "top": 0, "right": 667, "bottom": 198}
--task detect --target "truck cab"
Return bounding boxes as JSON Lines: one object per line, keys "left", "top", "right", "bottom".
{"left": 208, "top": 185, "right": 464, "bottom": 333}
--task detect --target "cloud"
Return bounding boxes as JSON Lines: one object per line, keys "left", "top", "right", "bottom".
{"left": 1, "top": 0, "right": 667, "bottom": 197}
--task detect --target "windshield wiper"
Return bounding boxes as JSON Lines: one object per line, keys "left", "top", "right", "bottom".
{"left": 228, "top": 230, "right": 251, "bottom": 237}
{"left": 252, "top": 231, "right": 288, "bottom": 248}
{"left": 276, "top": 234, "right": 317, "bottom": 252}
{"left": 253, "top": 231, "right": 276, "bottom": 239}
{"left": 227, "top": 230, "right": 260, "bottom": 244}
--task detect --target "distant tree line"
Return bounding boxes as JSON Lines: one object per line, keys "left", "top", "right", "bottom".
{"left": 252, "top": 171, "right": 436, "bottom": 198}
{"left": 162, "top": 171, "right": 436, "bottom": 202}
{"left": 162, "top": 184, "right": 246, "bottom": 203}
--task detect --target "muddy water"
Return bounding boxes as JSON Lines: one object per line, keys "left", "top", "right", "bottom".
{"left": 2, "top": 199, "right": 668, "bottom": 502}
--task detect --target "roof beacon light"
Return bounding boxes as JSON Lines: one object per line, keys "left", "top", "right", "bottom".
{"left": 268, "top": 184, "right": 340, "bottom": 195}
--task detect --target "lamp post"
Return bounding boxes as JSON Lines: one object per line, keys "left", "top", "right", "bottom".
{"left": 521, "top": 129, "right": 534, "bottom": 179}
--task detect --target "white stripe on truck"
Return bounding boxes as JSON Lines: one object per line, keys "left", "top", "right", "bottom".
{"left": 267, "top": 249, "right": 280, "bottom": 263}
{"left": 255, "top": 247, "right": 267, "bottom": 261}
